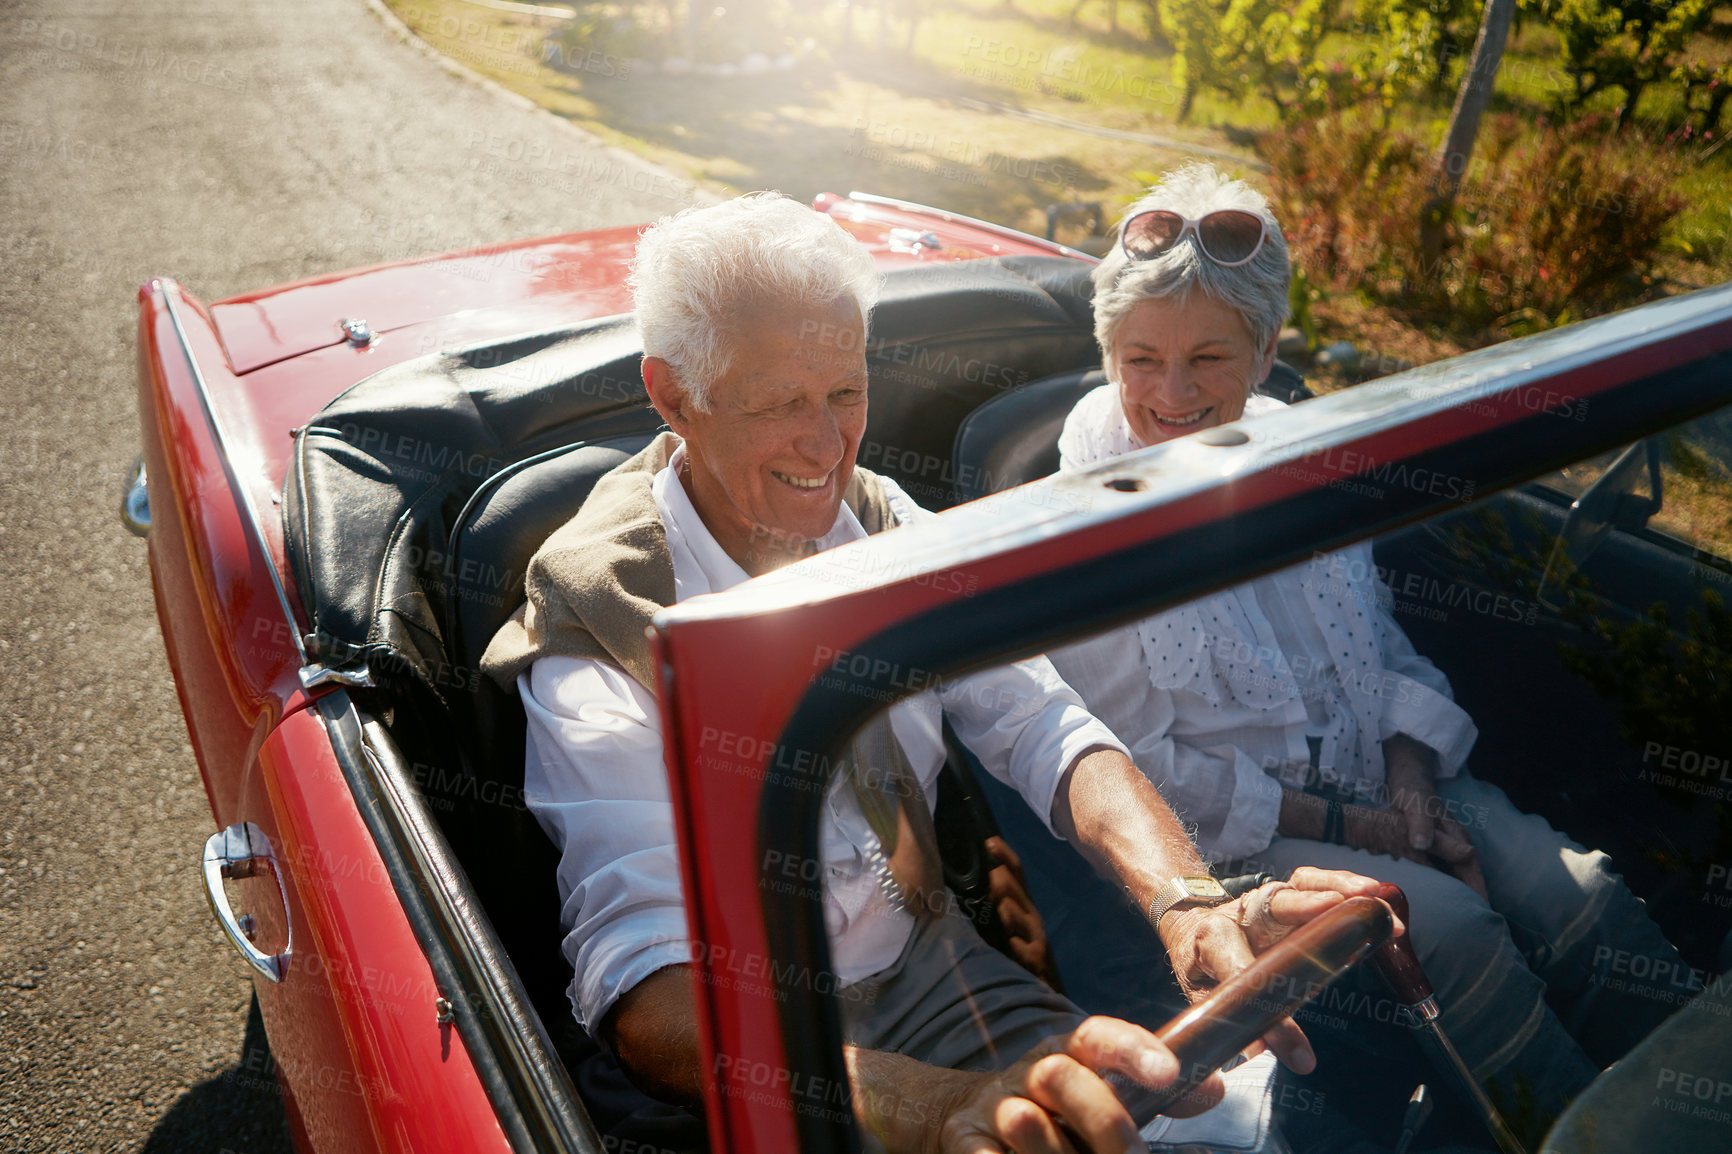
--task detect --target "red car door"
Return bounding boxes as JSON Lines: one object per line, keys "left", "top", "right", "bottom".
{"left": 139, "top": 280, "right": 515, "bottom": 1152}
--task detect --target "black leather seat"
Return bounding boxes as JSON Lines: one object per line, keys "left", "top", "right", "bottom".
{"left": 436, "top": 433, "right": 653, "bottom": 1019}
{"left": 858, "top": 255, "right": 1099, "bottom": 509}
{"left": 436, "top": 431, "right": 712, "bottom": 1151}
{"left": 445, "top": 435, "right": 655, "bottom": 675}
{"left": 950, "top": 362, "right": 1312, "bottom": 502}
{"left": 436, "top": 431, "right": 656, "bottom": 880}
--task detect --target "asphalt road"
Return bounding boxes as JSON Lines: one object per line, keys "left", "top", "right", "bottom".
{"left": 0, "top": 2, "right": 696, "bottom": 1149}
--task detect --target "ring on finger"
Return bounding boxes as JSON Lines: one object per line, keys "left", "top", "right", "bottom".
{"left": 1236, "top": 880, "right": 1293, "bottom": 930}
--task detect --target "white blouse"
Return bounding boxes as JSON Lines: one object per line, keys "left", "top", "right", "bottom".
{"left": 519, "top": 447, "right": 1127, "bottom": 1028}
{"left": 1049, "top": 384, "right": 1478, "bottom": 863}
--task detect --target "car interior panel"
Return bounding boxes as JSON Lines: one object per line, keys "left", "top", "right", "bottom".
{"left": 280, "top": 250, "right": 1732, "bottom": 1152}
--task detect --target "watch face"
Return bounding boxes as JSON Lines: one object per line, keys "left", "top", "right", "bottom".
{"left": 1180, "top": 876, "right": 1227, "bottom": 900}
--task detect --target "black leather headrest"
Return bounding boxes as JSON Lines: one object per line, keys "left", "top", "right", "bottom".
{"left": 445, "top": 434, "right": 654, "bottom": 673}
{"left": 282, "top": 314, "right": 664, "bottom": 700}
{"left": 859, "top": 256, "right": 1099, "bottom": 509}
{"left": 950, "top": 368, "right": 1103, "bottom": 503}
{"left": 951, "top": 362, "right": 1312, "bottom": 502}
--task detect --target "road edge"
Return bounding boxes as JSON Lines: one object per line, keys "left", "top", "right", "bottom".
{"left": 358, "top": 0, "right": 712, "bottom": 208}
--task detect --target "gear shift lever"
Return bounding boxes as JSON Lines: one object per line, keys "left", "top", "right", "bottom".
{"left": 1368, "top": 884, "right": 1528, "bottom": 1154}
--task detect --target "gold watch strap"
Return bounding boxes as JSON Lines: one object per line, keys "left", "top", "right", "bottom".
{"left": 1148, "top": 876, "right": 1229, "bottom": 928}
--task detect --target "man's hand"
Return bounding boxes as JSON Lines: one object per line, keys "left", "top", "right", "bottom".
{"left": 1156, "top": 867, "right": 1395, "bottom": 1073}
{"left": 1052, "top": 750, "right": 1395, "bottom": 1077}
{"left": 910, "top": 1017, "right": 1224, "bottom": 1154}
{"left": 1377, "top": 735, "right": 1486, "bottom": 897}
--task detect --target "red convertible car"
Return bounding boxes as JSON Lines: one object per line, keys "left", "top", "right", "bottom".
{"left": 132, "top": 190, "right": 1732, "bottom": 1154}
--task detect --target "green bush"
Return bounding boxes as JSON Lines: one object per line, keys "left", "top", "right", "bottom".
{"left": 1255, "top": 103, "right": 1434, "bottom": 279}
{"left": 1259, "top": 107, "right": 1685, "bottom": 336}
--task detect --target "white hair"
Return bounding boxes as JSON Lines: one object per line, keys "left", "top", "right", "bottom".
{"left": 1093, "top": 163, "right": 1291, "bottom": 367}
{"left": 628, "top": 192, "right": 882, "bottom": 411}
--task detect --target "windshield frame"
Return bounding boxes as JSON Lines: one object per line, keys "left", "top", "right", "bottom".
{"left": 651, "top": 281, "right": 1732, "bottom": 1154}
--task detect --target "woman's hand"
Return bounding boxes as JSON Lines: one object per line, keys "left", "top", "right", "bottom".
{"left": 1368, "top": 736, "right": 1487, "bottom": 898}
{"left": 1340, "top": 801, "right": 1433, "bottom": 863}
{"left": 927, "top": 1017, "right": 1225, "bottom": 1154}
{"left": 984, "top": 836, "right": 1064, "bottom": 991}
{"left": 1156, "top": 867, "right": 1394, "bottom": 1074}
{"left": 1340, "top": 801, "right": 1487, "bottom": 897}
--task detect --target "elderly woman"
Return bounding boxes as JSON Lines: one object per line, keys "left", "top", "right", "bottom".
{"left": 1039, "top": 163, "right": 1695, "bottom": 1129}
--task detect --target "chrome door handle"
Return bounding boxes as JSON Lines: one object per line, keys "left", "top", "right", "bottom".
{"left": 202, "top": 822, "right": 293, "bottom": 982}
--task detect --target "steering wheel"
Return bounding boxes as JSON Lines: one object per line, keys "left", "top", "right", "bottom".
{"left": 1105, "top": 886, "right": 1529, "bottom": 1154}
{"left": 1110, "top": 894, "right": 1398, "bottom": 1124}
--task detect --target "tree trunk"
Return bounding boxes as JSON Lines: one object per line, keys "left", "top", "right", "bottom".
{"left": 1708, "top": 86, "right": 1731, "bottom": 137}
{"left": 1142, "top": 0, "right": 1165, "bottom": 44}
{"left": 1418, "top": 0, "right": 1515, "bottom": 265}
{"left": 1617, "top": 80, "right": 1645, "bottom": 127}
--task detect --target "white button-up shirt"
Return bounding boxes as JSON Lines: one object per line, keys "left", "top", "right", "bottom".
{"left": 520, "top": 447, "right": 1127, "bottom": 1029}
{"left": 1051, "top": 385, "right": 1478, "bottom": 864}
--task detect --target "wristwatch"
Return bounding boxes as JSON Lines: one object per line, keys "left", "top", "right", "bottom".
{"left": 1147, "top": 874, "right": 1230, "bottom": 929}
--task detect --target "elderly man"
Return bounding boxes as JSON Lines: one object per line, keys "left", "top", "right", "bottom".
{"left": 482, "top": 192, "right": 1386, "bottom": 1153}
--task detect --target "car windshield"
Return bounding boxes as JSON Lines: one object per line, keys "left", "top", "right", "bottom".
{"left": 792, "top": 397, "right": 1732, "bottom": 1154}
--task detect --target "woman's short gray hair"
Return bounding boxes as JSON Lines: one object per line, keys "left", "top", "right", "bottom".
{"left": 1093, "top": 164, "right": 1290, "bottom": 366}
{"left": 629, "top": 192, "right": 881, "bottom": 411}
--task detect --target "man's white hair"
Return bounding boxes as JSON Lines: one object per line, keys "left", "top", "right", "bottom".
{"left": 628, "top": 192, "right": 882, "bottom": 411}
{"left": 1093, "top": 164, "right": 1290, "bottom": 367}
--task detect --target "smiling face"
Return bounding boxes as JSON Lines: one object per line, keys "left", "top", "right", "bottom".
{"left": 644, "top": 294, "right": 869, "bottom": 574}
{"left": 1109, "top": 292, "right": 1276, "bottom": 446}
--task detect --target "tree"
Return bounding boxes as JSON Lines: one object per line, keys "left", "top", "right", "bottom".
{"left": 1419, "top": 0, "right": 1515, "bottom": 262}
{"left": 1349, "top": 0, "right": 1457, "bottom": 120}
{"left": 1155, "top": 0, "right": 1225, "bottom": 119}
{"left": 1408, "top": 0, "right": 1483, "bottom": 91}
{"left": 1157, "top": 0, "right": 1334, "bottom": 120}
{"left": 1534, "top": 0, "right": 1719, "bottom": 125}
{"left": 1673, "top": 59, "right": 1732, "bottom": 137}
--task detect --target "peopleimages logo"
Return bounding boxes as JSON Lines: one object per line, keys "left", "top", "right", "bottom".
{"left": 1297, "top": 446, "right": 1477, "bottom": 501}
{"left": 325, "top": 423, "right": 508, "bottom": 482}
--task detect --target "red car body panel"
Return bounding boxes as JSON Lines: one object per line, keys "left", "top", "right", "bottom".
{"left": 139, "top": 276, "right": 516, "bottom": 1149}
{"left": 137, "top": 280, "right": 307, "bottom": 824}
{"left": 208, "top": 229, "right": 643, "bottom": 375}
{"left": 205, "top": 196, "right": 1075, "bottom": 377}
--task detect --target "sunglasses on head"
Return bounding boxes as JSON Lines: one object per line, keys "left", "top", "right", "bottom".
{"left": 1120, "top": 209, "right": 1269, "bottom": 267}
